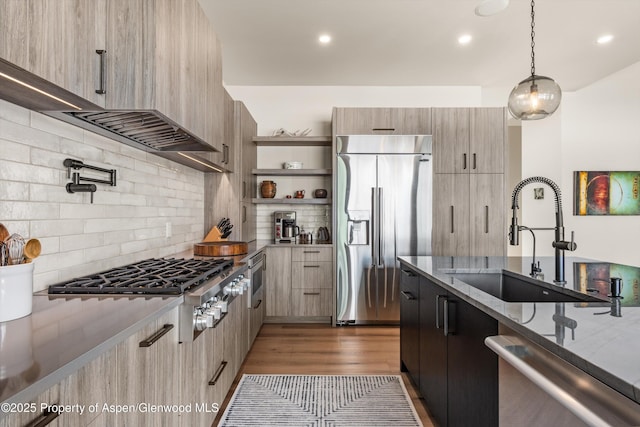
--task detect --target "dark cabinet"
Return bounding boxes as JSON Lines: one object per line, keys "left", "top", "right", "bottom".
{"left": 414, "top": 275, "right": 498, "bottom": 427}
{"left": 400, "top": 268, "right": 421, "bottom": 388}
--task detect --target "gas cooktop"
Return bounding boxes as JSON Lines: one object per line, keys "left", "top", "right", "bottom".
{"left": 48, "top": 258, "right": 233, "bottom": 295}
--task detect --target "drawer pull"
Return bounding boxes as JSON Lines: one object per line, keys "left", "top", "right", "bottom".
{"left": 208, "top": 360, "right": 228, "bottom": 386}
{"left": 304, "top": 265, "right": 320, "bottom": 268}
{"left": 400, "top": 291, "right": 416, "bottom": 300}
{"left": 303, "top": 250, "right": 320, "bottom": 254}
{"left": 26, "top": 407, "right": 59, "bottom": 427}
{"left": 303, "top": 292, "right": 321, "bottom": 296}
{"left": 253, "top": 299, "right": 262, "bottom": 309}
{"left": 139, "top": 324, "right": 173, "bottom": 347}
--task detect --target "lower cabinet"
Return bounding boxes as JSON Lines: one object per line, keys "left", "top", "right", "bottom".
{"left": 399, "top": 268, "right": 421, "bottom": 389}
{"left": 401, "top": 268, "right": 499, "bottom": 427}
{"left": 265, "top": 246, "right": 333, "bottom": 321}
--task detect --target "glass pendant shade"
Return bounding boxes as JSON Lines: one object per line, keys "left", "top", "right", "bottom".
{"left": 508, "top": 74, "right": 562, "bottom": 120}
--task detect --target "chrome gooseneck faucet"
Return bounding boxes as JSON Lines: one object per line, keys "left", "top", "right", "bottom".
{"left": 508, "top": 176, "right": 577, "bottom": 284}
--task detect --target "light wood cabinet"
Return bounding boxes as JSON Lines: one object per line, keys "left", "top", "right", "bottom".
{"left": 433, "top": 173, "right": 505, "bottom": 257}
{"left": 333, "top": 107, "right": 431, "bottom": 135}
{"left": 0, "top": 0, "right": 223, "bottom": 150}
{"left": 433, "top": 108, "right": 505, "bottom": 174}
{"left": 0, "top": 384, "right": 61, "bottom": 427}
{"left": 470, "top": 174, "right": 506, "bottom": 256}
{"left": 204, "top": 97, "right": 258, "bottom": 241}
{"left": 265, "top": 246, "right": 333, "bottom": 320}
{"left": 432, "top": 107, "right": 506, "bottom": 257}
{"left": 265, "top": 246, "right": 292, "bottom": 317}
{"left": 433, "top": 174, "right": 471, "bottom": 256}
{"left": 0, "top": 0, "right": 107, "bottom": 108}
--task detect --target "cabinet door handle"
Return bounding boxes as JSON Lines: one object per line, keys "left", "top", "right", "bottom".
{"left": 473, "top": 153, "right": 477, "bottom": 170}
{"left": 242, "top": 180, "right": 246, "bottom": 198}
{"left": 372, "top": 128, "right": 395, "bottom": 132}
{"left": 444, "top": 300, "right": 455, "bottom": 336}
{"left": 27, "top": 407, "right": 60, "bottom": 427}
{"left": 401, "top": 269, "right": 416, "bottom": 277}
{"left": 223, "top": 144, "right": 229, "bottom": 164}
{"left": 303, "top": 250, "right": 320, "bottom": 254}
{"left": 450, "top": 206, "right": 455, "bottom": 234}
{"left": 400, "top": 291, "right": 415, "bottom": 300}
{"left": 263, "top": 253, "right": 267, "bottom": 271}
{"left": 435, "top": 295, "right": 446, "bottom": 329}
{"left": 485, "top": 205, "right": 489, "bottom": 233}
{"left": 242, "top": 205, "right": 247, "bottom": 223}
{"left": 463, "top": 153, "right": 467, "bottom": 170}
{"left": 253, "top": 299, "right": 262, "bottom": 309}
{"left": 139, "top": 324, "right": 173, "bottom": 347}
{"left": 304, "top": 265, "right": 320, "bottom": 268}
{"left": 95, "top": 49, "right": 107, "bottom": 94}
{"left": 208, "top": 360, "right": 228, "bottom": 386}
{"left": 303, "top": 292, "right": 320, "bottom": 295}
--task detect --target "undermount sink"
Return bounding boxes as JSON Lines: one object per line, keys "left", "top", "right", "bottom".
{"left": 447, "top": 271, "right": 605, "bottom": 303}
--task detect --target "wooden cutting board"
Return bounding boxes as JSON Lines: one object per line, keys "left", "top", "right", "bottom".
{"left": 194, "top": 241, "right": 248, "bottom": 257}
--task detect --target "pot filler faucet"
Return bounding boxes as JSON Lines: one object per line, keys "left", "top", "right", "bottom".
{"left": 508, "top": 176, "right": 577, "bottom": 284}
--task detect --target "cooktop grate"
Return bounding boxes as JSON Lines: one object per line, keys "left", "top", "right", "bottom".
{"left": 48, "top": 258, "right": 233, "bottom": 295}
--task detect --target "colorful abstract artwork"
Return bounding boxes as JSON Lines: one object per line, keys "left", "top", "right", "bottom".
{"left": 573, "top": 171, "right": 640, "bottom": 215}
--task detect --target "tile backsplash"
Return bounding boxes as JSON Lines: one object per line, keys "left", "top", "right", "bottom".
{"left": 0, "top": 99, "right": 205, "bottom": 291}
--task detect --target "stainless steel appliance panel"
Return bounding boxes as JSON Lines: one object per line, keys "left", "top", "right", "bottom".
{"left": 375, "top": 154, "right": 432, "bottom": 322}
{"left": 336, "top": 154, "right": 377, "bottom": 323}
{"left": 336, "top": 135, "right": 432, "bottom": 324}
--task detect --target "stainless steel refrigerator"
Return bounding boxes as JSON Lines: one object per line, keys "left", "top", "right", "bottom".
{"left": 335, "top": 135, "right": 432, "bottom": 324}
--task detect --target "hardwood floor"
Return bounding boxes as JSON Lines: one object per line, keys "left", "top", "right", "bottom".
{"left": 213, "top": 324, "right": 435, "bottom": 426}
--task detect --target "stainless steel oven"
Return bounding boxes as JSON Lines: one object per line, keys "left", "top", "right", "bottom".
{"left": 247, "top": 250, "right": 264, "bottom": 309}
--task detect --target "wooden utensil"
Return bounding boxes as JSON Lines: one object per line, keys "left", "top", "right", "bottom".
{"left": 24, "top": 238, "right": 42, "bottom": 262}
{"left": 0, "top": 223, "right": 9, "bottom": 242}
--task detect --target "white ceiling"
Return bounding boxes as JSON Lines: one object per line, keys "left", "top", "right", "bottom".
{"left": 199, "top": 0, "right": 640, "bottom": 91}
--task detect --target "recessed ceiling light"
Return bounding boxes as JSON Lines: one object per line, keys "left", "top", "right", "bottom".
{"left": 596, "top": 34, "right": 614, "bottom": 45}
{"left": 318, "top": 34, "right": 331, "bottom": 44}
{"left": 475, "top": 0, "right": 510, "bottom": 17}
{"left": 458, "top": 34, "right": 472, "bottom": 45}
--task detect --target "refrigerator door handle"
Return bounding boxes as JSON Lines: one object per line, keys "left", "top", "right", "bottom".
{"left": 378, "top": 187, "right": 384, "bottom": 267}
{"left": 371, "top": 187, "right": 377, "bottom": 265}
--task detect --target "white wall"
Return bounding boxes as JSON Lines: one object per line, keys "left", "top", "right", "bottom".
{"left": 0, "top": 99, "right": 206, "bottom": 291}
{"left": 226, "top": 86, "right": 481, "bottom": 135}
{"left": 561, "top": 61, "right": 640, "bottom": 266}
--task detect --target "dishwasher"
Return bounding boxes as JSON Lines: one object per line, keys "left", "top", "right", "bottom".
{"left": 485, "top": 335, "right": 640, "bottom": 427}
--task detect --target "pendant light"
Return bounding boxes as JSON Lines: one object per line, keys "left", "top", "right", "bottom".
{"left": 508, "top": 0, "right": 561, "bottom": 120}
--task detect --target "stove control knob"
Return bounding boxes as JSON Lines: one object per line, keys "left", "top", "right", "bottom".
{"left": 240, "top": 278, "right": 251, "bottom": 291}
{"left": 194, "top": 308, "right": 210, "bottom": 331}
{"left": 218, "top": 300, "right": 228, "bottom": 313}
{"left": 207, "top": 304, "right": 222, "bottom": 320}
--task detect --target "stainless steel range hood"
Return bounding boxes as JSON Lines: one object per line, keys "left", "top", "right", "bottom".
{"left": 1, "top": 58, "right": 224, "bottom": 171}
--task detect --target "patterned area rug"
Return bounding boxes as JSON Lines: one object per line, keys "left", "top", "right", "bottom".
{"left": 218, "top": 374, "right": 423, "bottom": 426}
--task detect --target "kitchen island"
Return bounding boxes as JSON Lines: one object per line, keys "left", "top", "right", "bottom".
{"left": 399, "top": 255, "right": 640, "bottom": 426}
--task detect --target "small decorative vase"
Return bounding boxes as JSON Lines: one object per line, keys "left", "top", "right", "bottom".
{"left": 260, "top": 181, "right": 276, "bottom": 198}
{"left": 314, "top": 189, "right": 328, "bottom": 198}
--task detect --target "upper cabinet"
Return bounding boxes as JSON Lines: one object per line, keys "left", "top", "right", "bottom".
{"left": 0, "top": 0, "right": 224, "bottom": 151}
{"left": 433, "top": 107, "right": 505, "bottom": 174}
{"left": 334, "top": 107, "right": 431, "bottom": 135}
{"left": 0, "top": 0, "right": 107, "bottom": 107}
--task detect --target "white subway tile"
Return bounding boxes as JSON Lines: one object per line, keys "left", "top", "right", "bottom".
{"left": 83, "top": 130, "right": 121, "bottom": 153}
{"left": 0, "top": 181, "right": 30, "bottom": 201}
{"left": 84, "top": 244, "right": 121, "bottom": 262}
{"left": 84, "top": 217, "right": 146, "bottom": 233}
{"left": 0, "top": 201, "right": 60, "bottom": 220}
{"left": 133, "top": 159, "right": 159, "bottom": 175}
{"left": 30, "top": 220, "right": 85, "bottom": 237}
{"left": 103, "top": 230, "right": 135, "bottom": 245}
{"left": 120, "top": 239, "right": 150, "bottom": 255}
{"left": 30, "top": 112, "right": 85, "bottom": 141}
{"left": 59, "top": 234, "right": 101, "bottom": 252}
{"left": 33, "top": 270, "right": 61, "bottom": 292}
{"left": 60, "top": 137, "right": 103, "bottom": 162}
{"left": 0, "top": 99, "right": 30, "bottom": 125}
{"left": 0, "top": 159, "right": 61, "bottom": 185}
{"left": 0, "top": 118, "right": 61, "bottom": 150}
{"left": 103, "top": 150, "right": 135, "bottom": 170}
{"left": 29, "top": 183, "right": 77, "bottom": 203}
{"left": 60, "top": 203, "right": 106, "bottom": 219}
{"left": 0, "top": 138, "right": 30, "bottom": 163}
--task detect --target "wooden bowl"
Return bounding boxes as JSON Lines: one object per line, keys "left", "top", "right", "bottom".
{"left": 194, "top": 241, "right": 248, "bottom": 257}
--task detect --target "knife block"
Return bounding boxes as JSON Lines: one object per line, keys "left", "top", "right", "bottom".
{"left": 203, "top": 226, "right": 228, "bottom": 242}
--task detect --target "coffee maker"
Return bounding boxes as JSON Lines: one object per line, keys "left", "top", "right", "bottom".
{"left": 274, "top": 211, "right": 298, "bottom": 244}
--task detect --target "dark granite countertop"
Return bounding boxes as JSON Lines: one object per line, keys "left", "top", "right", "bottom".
{"left": 398, "top": 255, "right": 640, "bottom": 404}
{"left": 0, "top": 294, "right": 182, "bottom": 405}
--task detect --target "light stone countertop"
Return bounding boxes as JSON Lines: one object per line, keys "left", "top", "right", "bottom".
{"left": 398, "top": 255, "right": 640, "bottom": 405}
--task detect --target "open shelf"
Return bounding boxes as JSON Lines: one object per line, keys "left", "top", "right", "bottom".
{"left": 253, "top": 136, "right": 332, "bottom": 146}
{"left": 252, "top": 168, "right": 332, "bottom": 176}
{"left": 252, "top": 198, "right": 332, "bottom": 205}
